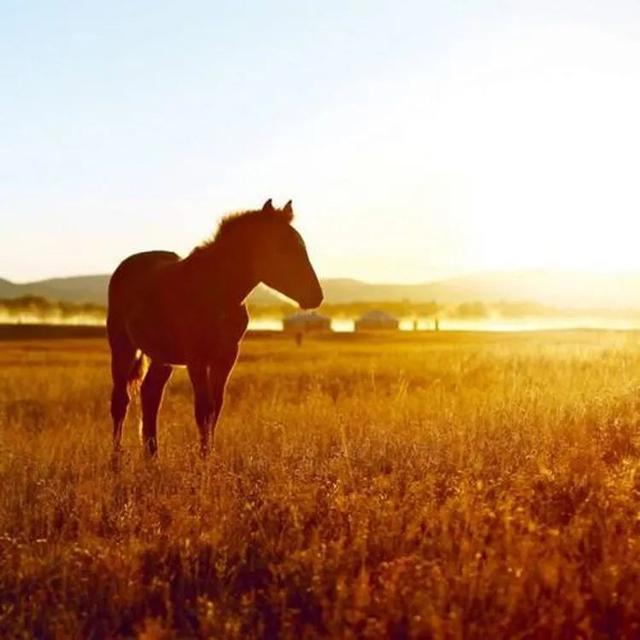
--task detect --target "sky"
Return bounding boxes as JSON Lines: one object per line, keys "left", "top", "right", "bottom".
{"left": 2, "top": 1, "right": 640, "bottom": 284}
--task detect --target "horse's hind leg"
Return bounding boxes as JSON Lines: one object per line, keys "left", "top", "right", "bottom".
{"left": 140, "top": 362, "right": 172, "bottom": 457}
{"left": 109, "top": 332, "right": 137, "bottom": 453}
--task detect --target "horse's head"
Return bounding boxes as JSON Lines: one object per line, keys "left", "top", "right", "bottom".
{"left": 251, "top": 199, "right": 323, "bottom": 310}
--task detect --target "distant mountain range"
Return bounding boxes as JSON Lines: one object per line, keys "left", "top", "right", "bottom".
{"left": 317, "top": 272, "right": 640, "bottom": 309}
{"left": 2, "top": 270, "right": 640, "bottom": 310}
{"left": 0, "top": 275, "right": 282, "bottom": 306}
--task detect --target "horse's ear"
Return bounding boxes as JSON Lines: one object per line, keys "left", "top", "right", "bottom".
{"left": 262, "top": 198, "right": 274, "bottom": 213}
{"left": 282, "top": 200, "right": 294, "bottom": 222}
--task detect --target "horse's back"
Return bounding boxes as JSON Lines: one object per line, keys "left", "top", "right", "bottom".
{"left": 108, "top": 250, "right": 180, "bottom": 332}
{"left": 109, "top": 251, "right": 180, "bottom": 301}
{"left": 107, "top": 249, "right": 249, "bottom": 365}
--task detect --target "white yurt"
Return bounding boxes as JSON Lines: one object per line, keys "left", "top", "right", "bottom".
{"left": 282, "top": 311, "right": 331, "bottom": 332}
{"left": 354, "top": 310, "right": 399, "bottom": 331}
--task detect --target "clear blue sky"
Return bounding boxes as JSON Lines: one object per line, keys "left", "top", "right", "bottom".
{"left": 2, "top": 1, "right": 640, "bottom": 283}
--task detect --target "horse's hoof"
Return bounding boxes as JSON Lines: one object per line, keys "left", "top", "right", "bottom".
{"left": 143, "top": 439, "right": 158, "bottom": 460}
{"left": 110, "top": 449, "right": 124, "bottom": 472}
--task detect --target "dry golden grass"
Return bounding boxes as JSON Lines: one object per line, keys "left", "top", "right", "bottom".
{"left": 1, "top": 330, "right": 640, "bottom": 638}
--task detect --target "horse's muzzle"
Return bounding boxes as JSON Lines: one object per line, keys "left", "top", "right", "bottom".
{"left": 299, "top": 289, "right": 324, "bottom": 310}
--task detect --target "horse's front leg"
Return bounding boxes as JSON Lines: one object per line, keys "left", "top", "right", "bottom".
{"left": 211, "top": 346, "right": 238, "bottom": 412}
{"left": 140, "top": 361, "right": 172, "bottom": 457}
{"left": 187, "top": 349, "right": 238, "bottom": 458}
{"left": 187, "top": 361, "right": 215, "bottom": 457}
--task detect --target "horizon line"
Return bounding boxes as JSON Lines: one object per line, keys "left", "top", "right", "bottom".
{"left": 7, "top": 266, "right": 640, "bottom": 288}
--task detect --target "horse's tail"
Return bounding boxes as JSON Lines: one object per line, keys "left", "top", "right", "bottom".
{"left": 127, "top": 352, "right": 148, "bottom": 394}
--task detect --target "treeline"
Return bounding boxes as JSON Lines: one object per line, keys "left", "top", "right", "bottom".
{"left": 248, "top": 300, "right": 442, "bottom": 318}
{"left": 0, "top": 296, "right": 105, "bottom": 323}
{"left": 248, "top": 300, "right": 640, "bottom": 320}
{"left": 3, "top": 295, "right": 640, "bottom": 324}
{"left": 450, "top": 301, "right": 640, "bottom": 319}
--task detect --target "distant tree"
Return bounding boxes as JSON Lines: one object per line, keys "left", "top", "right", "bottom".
{"left": 0, "top": 296, "right": 106, "bottom": 323}
{"left": 452, "top": 301, "right": 489, "bottom": 319}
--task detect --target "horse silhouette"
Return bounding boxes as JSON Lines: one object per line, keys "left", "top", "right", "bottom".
{"left": 107, "top": 199, "right": 323, "bottom": 457}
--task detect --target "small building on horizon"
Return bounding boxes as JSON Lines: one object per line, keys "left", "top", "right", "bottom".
{"left": 354, "top": 309, "right": 399, "bottom": 332}
{"left": 282, "top": 311, "right": 332, "bottom": 333}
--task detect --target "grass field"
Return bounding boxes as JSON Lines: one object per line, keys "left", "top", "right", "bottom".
{"left": 1, "top": 330, "right": 640, "bottom": 638}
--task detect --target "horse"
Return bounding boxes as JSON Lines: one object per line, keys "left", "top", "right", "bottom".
{"left": 107, "top": 199, "right": 323, "bottom": 458}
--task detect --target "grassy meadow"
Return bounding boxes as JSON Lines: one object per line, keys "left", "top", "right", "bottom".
{"left": 1, "top": 329, "right": 640, "bottom": 638}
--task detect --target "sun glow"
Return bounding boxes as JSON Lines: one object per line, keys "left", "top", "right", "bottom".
{"left": 447, "top": 30, "right": 640, "bottom": 274}
{"left": 410, "top": 25, "right": 640, "bottom": 277}
{"left": 278, "top": 22, "right": 640, "bottom": 283}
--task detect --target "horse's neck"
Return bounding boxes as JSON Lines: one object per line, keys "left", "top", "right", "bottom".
{"left": 180, "top": 240, "right": 256, "bottom": 308}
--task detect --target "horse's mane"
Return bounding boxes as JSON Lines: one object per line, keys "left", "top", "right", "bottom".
{"left": 191, "top": 205, "right": 294, "bottom": 256}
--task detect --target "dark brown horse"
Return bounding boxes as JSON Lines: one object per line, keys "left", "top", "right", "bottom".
{"left": 107, "top": 199, "right": 323, "bottom": 457}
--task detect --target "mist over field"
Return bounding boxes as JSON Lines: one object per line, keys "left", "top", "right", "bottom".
{"left": 5, "top": 270, "right": 640, "bottom": 332}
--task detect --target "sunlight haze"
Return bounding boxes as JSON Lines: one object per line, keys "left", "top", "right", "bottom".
{"left": 2, "top": 1, "right": 639, "bottom": 283}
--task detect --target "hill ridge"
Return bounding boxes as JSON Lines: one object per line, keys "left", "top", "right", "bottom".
{"left": 2, "top": 270, "right": 640, "bottom": 309}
